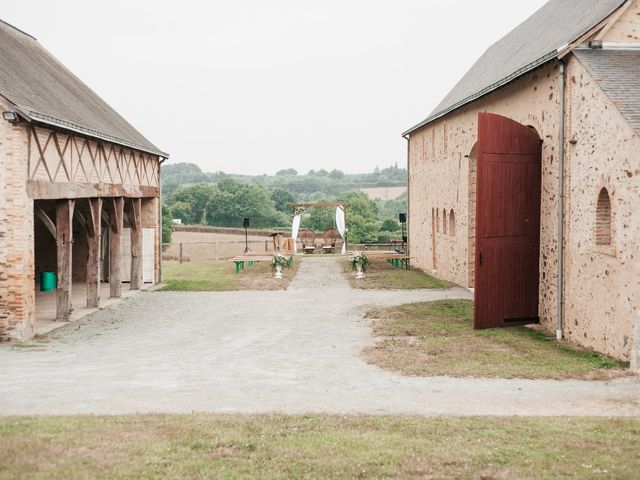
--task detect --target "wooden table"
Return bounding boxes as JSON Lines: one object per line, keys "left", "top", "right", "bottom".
{"left": 348, "top": 251, "right": 415, "bottom": 270}
{"left": 228, "top": 254, "right": 293, "bottom": 273}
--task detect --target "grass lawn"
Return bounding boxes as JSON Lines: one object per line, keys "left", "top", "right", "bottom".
{"left": 161, "top": 259, "right": 299, "bottom": 291}
{"left": 363, "top": 300, "right": 628, "bottom": 379}
{"left": 344, "top": 258, "right": 452, "bottom": 289}
{"left": 1, "top": 414, "right": 639, "bottom": 479}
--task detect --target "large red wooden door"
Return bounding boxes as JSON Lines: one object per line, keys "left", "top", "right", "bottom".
{"left": 474, "top": 113, "right": 542, "bottom": 329}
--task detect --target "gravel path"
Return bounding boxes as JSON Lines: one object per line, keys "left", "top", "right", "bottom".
{"left": 1, "top": 257, "right": 638, "bottom": 416}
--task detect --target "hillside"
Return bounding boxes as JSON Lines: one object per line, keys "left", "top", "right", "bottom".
{"left": 161, "top": 163, "right": 407, "bottom": 204}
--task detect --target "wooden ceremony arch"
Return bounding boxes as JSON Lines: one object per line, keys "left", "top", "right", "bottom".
{"left": 289, "top": 202, "right": 349, "bottom": 252}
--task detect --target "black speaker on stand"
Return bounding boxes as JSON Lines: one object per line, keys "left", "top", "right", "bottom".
{"left": 243, "top": 218, "right": 251, "bottom": 253}
{"left": 399, "top": 213, "right": 407, "bottom": 254}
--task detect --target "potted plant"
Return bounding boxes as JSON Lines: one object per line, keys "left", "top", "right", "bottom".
{"left": 350, "top": 251, "right": 368, "bottom": 279}
{"left": 271, "top": 253, "right": 289, "bottom": 279}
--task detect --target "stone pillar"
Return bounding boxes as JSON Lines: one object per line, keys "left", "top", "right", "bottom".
{"left": 109, "top": 197, "right": 124, "bottom": 298}
{"left": 631, "top": 312, "right": 640, "bottom": 373}
{"left": 56, "top": 199, "right": 75, "bottom": 320}
{"left": 128, "top": 198, "right": 142, "bottom": 290}
{"left": 86, "top": 198, "right": 102, "bottom": 308}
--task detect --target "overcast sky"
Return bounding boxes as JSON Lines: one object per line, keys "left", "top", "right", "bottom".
{"left": 4, "top": 1, "right": 548, "bottom": 175}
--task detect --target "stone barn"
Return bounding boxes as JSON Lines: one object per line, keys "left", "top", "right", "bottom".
{"left": 0, "top": 20, "right": 168, "bottom": 341}
{"left": 404, "top": 0, "right": 640, "bottom": 361}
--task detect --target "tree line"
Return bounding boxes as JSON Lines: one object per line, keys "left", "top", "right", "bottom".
{"left": 162, "top": 163, "right": 407, "bottom": 244}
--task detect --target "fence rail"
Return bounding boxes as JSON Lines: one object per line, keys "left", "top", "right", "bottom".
{"left": 162, "top": 240, "right": 275, "bottom": 263}
{"left": 162, "top": 240, "right": 405, "bottom": 264}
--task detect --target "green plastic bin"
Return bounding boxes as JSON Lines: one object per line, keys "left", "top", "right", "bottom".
{"left": 40, "top": 271, "right": 57, "bottom": 292}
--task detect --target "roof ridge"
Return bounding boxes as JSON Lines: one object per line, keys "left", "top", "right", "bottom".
{"left": 402, "top": 0, "right": 629, "bottom": 136}
{"left": 0, "top": 18, "right": 36, "bottom": 41}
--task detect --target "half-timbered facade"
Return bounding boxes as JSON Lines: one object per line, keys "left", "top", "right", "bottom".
{"left": 0, "top": 19, "right": 168, "bottom": 341}
{"left": 404, "top": 0, "right": 640, "bottom": 361}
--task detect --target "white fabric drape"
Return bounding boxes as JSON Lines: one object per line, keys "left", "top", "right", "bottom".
{"left": 291, "top": 214, "right": 302, "bottom": 254}
{"left": 335, "top": 207, "right": 347, "bottom": 254}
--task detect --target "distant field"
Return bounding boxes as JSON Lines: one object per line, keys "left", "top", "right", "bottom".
{"left": 164, "top": 230, "right": 277, "bottom": 262}
{"left": 360, "top": 186, "right": 406, "bottom": 201}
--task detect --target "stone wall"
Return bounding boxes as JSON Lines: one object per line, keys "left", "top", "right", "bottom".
{"left": 0, "top": 101, "right": 34, "bottom": 341}
{"left": 408, "top": 61, "right": 562, "bottom": 300}
{"left": 408, "top": 55, "right": 639, "bottom": 360}
{"left": 601, "top": 0, "right": 640, "bottom": 43}
{"left": 562, "top": 56, "right": 640, "bottom": 360}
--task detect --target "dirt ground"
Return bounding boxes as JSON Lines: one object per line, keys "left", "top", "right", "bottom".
{"left": 0, "top": 257, "right": 638, "bottom": 416}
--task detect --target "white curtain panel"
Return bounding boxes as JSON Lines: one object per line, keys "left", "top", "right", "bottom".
{"left": 291, "top": 214, "right": 302, "bottom": 254}
{"left": 335, "top": 207, "right": 346, "bottom": 254}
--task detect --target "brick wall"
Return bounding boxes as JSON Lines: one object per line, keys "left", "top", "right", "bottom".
{"left": 0, "top": 103, "right": 34, "bottom": 341}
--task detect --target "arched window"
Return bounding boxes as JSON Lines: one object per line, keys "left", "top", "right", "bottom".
{"left": 595, "top": 188, "right": 612, "bottom": 246}
{"left": 435, "top": 207, "right": 440, "bottom": 233}
{"left": 442, "top": 209, "right": 447, "bottom": 235}
{"left": 449, "top": 209, "right": 456, "bottom": 236}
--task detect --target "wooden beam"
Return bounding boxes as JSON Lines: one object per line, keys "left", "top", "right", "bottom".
{"left": 593, "top": 0, "right": 633, "bottom": 42}
{"left": 56, "top": 199, "right": 75, "bottom": 320}
{"left": 289, "top": 202, "right": 350, "bottom": 208}
{"left": 109, "top": 197, "right": 124, "bottom": 298}
{"left": 86, "top": 198, "right": 102, "bottom": 308}
{"left": 73, "top": 209, "right": 89, "bottom": 236}
{"left": 128, "top": 197, "right": 143, "bottom": 290}
{"left": 35, "top": 205, "right": 56, "bottom": 239}
{"left": 26, "top": 180, "right": 158, "bottom": 200}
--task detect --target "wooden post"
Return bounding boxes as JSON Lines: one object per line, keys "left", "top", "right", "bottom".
{"left": 86, "top": 198, "right": 102, "bottom": 308}
{"left": 109, "top": 197, "right": 124, "bottom": 298}
{"left": 128, "top": 198, "right": 143, "bottom": 290}
{"left": 179, "top": 243, "right": 183, "bottom": 264}
{"left": 56, "top": 199, "right": 75, "bottom": 320}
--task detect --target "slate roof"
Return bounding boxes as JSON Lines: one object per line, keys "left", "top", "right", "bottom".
{"left": 574, "top": 48, "right": 640, "bottom": 132}
{"left": 403, "top": 0, "right": 628, "bottom": 136}
{"left": 0, "top": 19, "right": 167, "bottom": 157}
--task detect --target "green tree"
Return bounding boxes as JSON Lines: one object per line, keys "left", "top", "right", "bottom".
{"left": 207, "top": 178, "right": 287, "bottom": 228}
{"left": 306, "top": 204, "right": 334, "bottom": 231}
{"left": 173, "top": 183, "right": 216, "bottom": 224}
{"left": 329, "top": 169, "right": 345, "bottom": 180}
{"left": 276, "top": 168, "right": 298, "bottom": 176}
{"left": 381, "top": 217, "right": 399, "bottom": 232}
{"left": 170, "top": 201, "right": 192, "bottom": 224}
{"left": 337, "top": 191, "right": 379, "bottom": 244}
{"left": 271, "top": 188, "right": 295, "bottom": 213}
{"left": 161, "top": 204, "right": 173, "bottom": 244}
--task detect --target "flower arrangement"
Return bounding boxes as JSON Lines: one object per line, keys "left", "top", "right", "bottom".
{"left": 291, "top": 205, "right": 307, "bottom": 217}
{"left": 349, "top": 251, "right": 369, "bottom": 272}
{"left": 271, "top": 253, "right": 290, "bottom": 270}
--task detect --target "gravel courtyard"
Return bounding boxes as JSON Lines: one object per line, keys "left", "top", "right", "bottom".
{"left": 1, "top": 257, "right": 639, "bottom": 416}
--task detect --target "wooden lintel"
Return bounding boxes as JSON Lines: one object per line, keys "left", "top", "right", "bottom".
{"left": 26, "top": 180, "right": 158, "bottom": 200}
{"left": 289, "top": 202, "right": 350, "bottom": 208}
